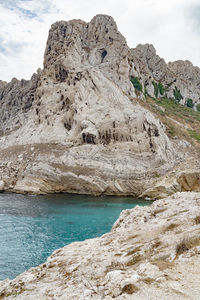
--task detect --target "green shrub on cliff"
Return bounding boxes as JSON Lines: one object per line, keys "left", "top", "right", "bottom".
{"left": 152, "top": 82, "right": 158, "bottom": 98}
{"left": 173, "top": 86, "right": 183, "bottom": 102}
{"left": 130, "top": 77, "right": 143, "bottom": 92}
{"left": 186, "top": 98, "right": 194, "bottom": 108}
{"left": 158, "top": 82, "right": 165, "bottom": 96}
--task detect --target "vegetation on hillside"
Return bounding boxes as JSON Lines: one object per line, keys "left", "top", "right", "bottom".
{"left": 130, "top": 77, "right": 200, "bottom": 144}
{"left": 152, "top": 82, "right": 159, "bottom": 98}
{"left": 186, "top": 98, "right": 194, "bottom": 108}
{"left": 173, "top": 86, "right": 183, "bottom": 102}
{"left": 154, "top": 97, "right": 200, "bottom": 122}
{"left": 196, "top": 104, "right": 200, "bottom": 112}
{"left": 158, "top": 82, "right": 165, "bottom": 96}
{"left": 187, "top": 129, "right": 200, "bottom": 143}
{"left": 138, "top": 96, "right": 200, "bottom": 144}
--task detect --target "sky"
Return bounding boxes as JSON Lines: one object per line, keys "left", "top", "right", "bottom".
{"left": 0, "top": 0, "right": 199, "bottom": 82}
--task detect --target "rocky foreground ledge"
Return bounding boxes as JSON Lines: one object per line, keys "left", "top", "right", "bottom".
{"left": 1, "top": 192, "right": 200, "bottom": 299}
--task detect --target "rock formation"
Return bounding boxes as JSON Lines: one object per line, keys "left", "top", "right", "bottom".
{"left": 1, "top": 192, "right": 200, "bottom": 299}
{"left": 0, "top": 73, "right": 40, "bottom": 133}
{"left": 0, "top": 15, "right": 181, "bottom": 197}
{"left": 131, "top": 44, "right": 200, "bottom": 108}
{"left": 0, "top": 14, "right": 199, "bottom": 197}
{"left": 0, "top": 14, "right": 200, "bottom": 299}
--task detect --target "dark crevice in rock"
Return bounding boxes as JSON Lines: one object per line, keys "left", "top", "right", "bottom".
{"left": 101, "top": 49, "right": 107, "bottom": 63}
{"left": 82, "top": 133, "right": 96, "bottom": 144}
{"left": 55, "top": 65, "right": 69, "bottom": 82}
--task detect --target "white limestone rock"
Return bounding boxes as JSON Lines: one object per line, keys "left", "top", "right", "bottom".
{"left": 0, "top": 15, "right": 181, "bottom": 196}
{"left": 1, "top": 192, "right": 200, "bottom": 299}
{"left": 130, "top": 44, "right": 200, "bottom": 108}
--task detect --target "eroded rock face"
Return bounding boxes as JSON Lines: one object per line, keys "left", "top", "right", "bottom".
{"left": 0, "top": 14, "right": 181, "bottom": 196}
{"left": 130, "top": 44, "right": 200, "bottom": 108}
{"left": 0, "top": 72, "right": 40, "bottom": 133}
{"left": 130, "top": 44, "right": 168, "bottom": 82}
{"left": 1, "top": 192, "right": 200, "bottom": 299}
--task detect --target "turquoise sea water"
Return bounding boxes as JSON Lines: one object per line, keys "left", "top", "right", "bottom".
{"left": 0, "top": 193, "right": 152, "bottom": 280}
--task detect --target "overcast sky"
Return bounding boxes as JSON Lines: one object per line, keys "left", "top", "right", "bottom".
{"left": 0, "top": 0, "right": 199, "bottom": 82}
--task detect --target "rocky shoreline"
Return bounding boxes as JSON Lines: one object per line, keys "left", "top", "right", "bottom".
{"left": 1, "top": 192, "right": 200, "bottom": 299}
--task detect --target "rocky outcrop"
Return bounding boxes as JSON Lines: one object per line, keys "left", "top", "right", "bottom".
{"left": 130, "top": 44, "right": 200, "bottom": 108}
{"left": 0, "top": 14, "right": 185, "bottom": 196}
{"left": 0, "top": 80, "right": 7, "bottom": 90}
{"left": 43, "top": 15, "right": 131, "bottom": 96}
{"left": 0, "top": 14, "right": 199, "bottom": 197}
{"left": 0, "top": 72, "right": 40, "bottom": 133}
{"left": 1, "top": 192, "right": 200, "bottom": 299}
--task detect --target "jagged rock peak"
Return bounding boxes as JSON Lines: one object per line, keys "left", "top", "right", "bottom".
{"left": 168, "top": 60, "right": 200, "bottom": 85}
{"left": 0, "top": 73, "right": 40, "bottom": 132}
{"left": 130, "top": 42, "right": 200, "bottom": 107}
{"left": 134, "top": 43, "right": 157, "bottom": 55}
{"left": 43, "top": 14, "right": 127, "bottom": 69}
{"left": 0, "top": 80, "right": 7, "bottom": 88}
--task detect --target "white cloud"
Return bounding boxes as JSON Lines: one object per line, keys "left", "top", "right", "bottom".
{"left": 0, "top": 0, "right": 199, "bottom": 82}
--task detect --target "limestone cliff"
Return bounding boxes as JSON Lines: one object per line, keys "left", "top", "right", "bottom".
{"left": 0, "top": 14, "right": 199, "bottom": 197}
{"left": 1, "top": 192, "right": 200, "bottom": 299}
{"left": 131, "top": 44, "right": 200, "bottom": 108}
{"left": 0, "top": 73, "right": 40, "bottom": 134}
